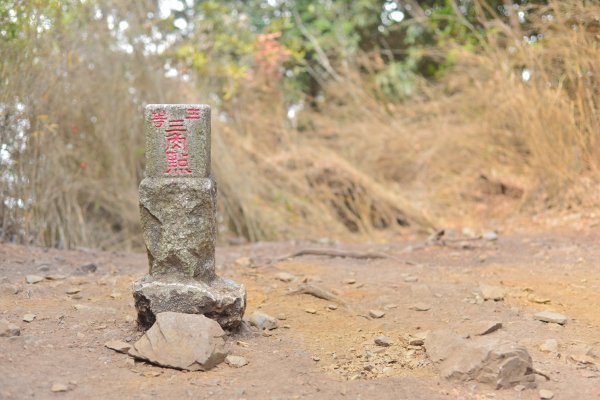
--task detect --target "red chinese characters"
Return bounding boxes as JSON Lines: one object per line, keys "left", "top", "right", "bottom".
{"left": 185, "top": 108, "right": 201, "bottom": 120}
{"left": 151, "top": 111, "right": 167, "bottom": 128}
{"left": 149, "top": 108, "right": 201, "bottom": 176}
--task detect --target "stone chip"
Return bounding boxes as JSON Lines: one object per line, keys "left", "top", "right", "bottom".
{"left": 534, "top": 311, "right": 567, "bottom": 325}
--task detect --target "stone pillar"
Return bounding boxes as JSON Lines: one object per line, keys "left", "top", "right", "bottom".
{"left": 133, "top": 104, "right": 246, "bottom": 331}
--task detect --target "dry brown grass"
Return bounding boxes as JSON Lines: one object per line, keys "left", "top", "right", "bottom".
{"left": 1, "top": 0, "right": 598, "bottom": 249}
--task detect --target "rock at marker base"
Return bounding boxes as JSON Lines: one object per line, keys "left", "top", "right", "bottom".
{"left": 539, "top": 389, "right": 554, "bottom": 399}
{"left": 534, "top": 311, "right": 568, "bottom": 325}
{"left": 425, "top": 330, "right": 536, "bottom": 389}
{"left": 248, "top": 311, "right": 278, "bottom": 330}
{"left": 128, "top": 312, "right": 228, "bottom": 371}
{"left": 0, "top": 319, "right": 20, "bottom": 337}
{"left": 225, "top": 355, "right": 248, "bottom": 368}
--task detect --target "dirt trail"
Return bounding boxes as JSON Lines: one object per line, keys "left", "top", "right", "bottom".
{"left": 1, "top": 231, "right": 599, "bottom": 399}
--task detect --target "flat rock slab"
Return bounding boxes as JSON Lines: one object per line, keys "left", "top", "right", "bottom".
{"left": 426, "top": 330, "right": 535, "bottom": 389}
{"left": 133, "top": 275, "right": 246, "bottom": 331}
{"left": 128, "top": 312, "right": 228, "bottom": 371}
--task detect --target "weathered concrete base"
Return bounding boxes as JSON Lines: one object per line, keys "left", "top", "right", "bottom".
{"left": 133, "top": 275, "right": 246, "bottom": 331}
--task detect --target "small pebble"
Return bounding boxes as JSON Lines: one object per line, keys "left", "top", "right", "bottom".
{"left": 225, "top": 355, "right": 248, "bottom": 368}
{"left": 374, "top": 336, "right": 391, "bottom": 347}
{"left": 104, "top": 340, "right": 131, "bottom": 354}
{"left": 409, "top": 303, "right": 431, "bottom": 312}
{"left": 480, "top": 285, "right": 505, "bottom": 301}
{"left": 51, "top": 383, "right": 68, "bottom": 392}
{"left": 327, "top": 304, "right": 338, "bottom": 310}
{"left": 369, "top": 310, "right": 385, "bottom": 319}
{"left": 539, "top": 389, "right": 554, "bottom": 399}
{"left": 275, "top": 272, "right": 294, "bottom": 282}
{"left": 23, "top": 314, "right": 36, "bottom": 323}
{"left": 344, "top": 278, "right": 356, "bottom": 285}
{"left": 26, "top": 275, "right": 44, "bottom": 284}
{"left": 66, "top": 287, "right": 81, "bottom": 295}
{"left": 540, "top": 339, "right": 559, "bottom": 353}
{"left": 248, "top": 311, "right": 278, "bottom": 330}
{"left": 305, "top": 308, "right": 317, "bottom": 314}
{"left": 482, "top": 230, "right": 498, "bottom": 241}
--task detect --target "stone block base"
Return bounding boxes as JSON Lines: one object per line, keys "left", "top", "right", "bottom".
{"left": 133, "top": 275, "right": 246, "bottom": 331}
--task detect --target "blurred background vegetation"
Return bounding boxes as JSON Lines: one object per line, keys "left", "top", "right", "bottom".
{"left": 1, "top": 0, "right": 598, "bottom": 249}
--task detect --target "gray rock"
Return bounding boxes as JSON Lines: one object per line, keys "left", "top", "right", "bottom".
{"left": 133, "top": 275, "right": 246, "bottom": 331}
{"left": 369, "top": 310, "right": 385, "bottom": 319}
{"left": 534, "top": 311, "right": 568, "bottom": 325}
{"left": 374, "top": 336, "right": 391, "bottom": 347}
{"left": 426, "top": 330, "right": 535, "bottom": 389}
{"left": 480, "top": 285, "right": 505, "bottom": 301}
{"left": 128, "top": 312, "right": 228, "bottom": 371}
{"left": 0, "top": 319, "right": 20, "bottom": 337}
{"left": 248, "top": 311, "right": 278, "bottom": 330}
{"left": 225, "top": 355, "right": 248, "bottom": 368}
{"left": 104, "top": 340, "right": 131, "bottom": 354}
{"left": 539, "top": 389, "right": 554, "bottom": 399}
{"left": 25, "top": 275, "right": 44, "bottom": 284}
{"left": 540, "top": 339, "right": 559, "bottom": 353}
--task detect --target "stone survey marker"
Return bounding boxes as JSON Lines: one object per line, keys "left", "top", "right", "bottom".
{"left": 133, "top": 104, "right": 246, "bottom": 330}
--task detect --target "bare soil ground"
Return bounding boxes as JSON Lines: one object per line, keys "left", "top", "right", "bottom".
{"left": 1, "top": 230, "right": 599, "bottom": 400}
